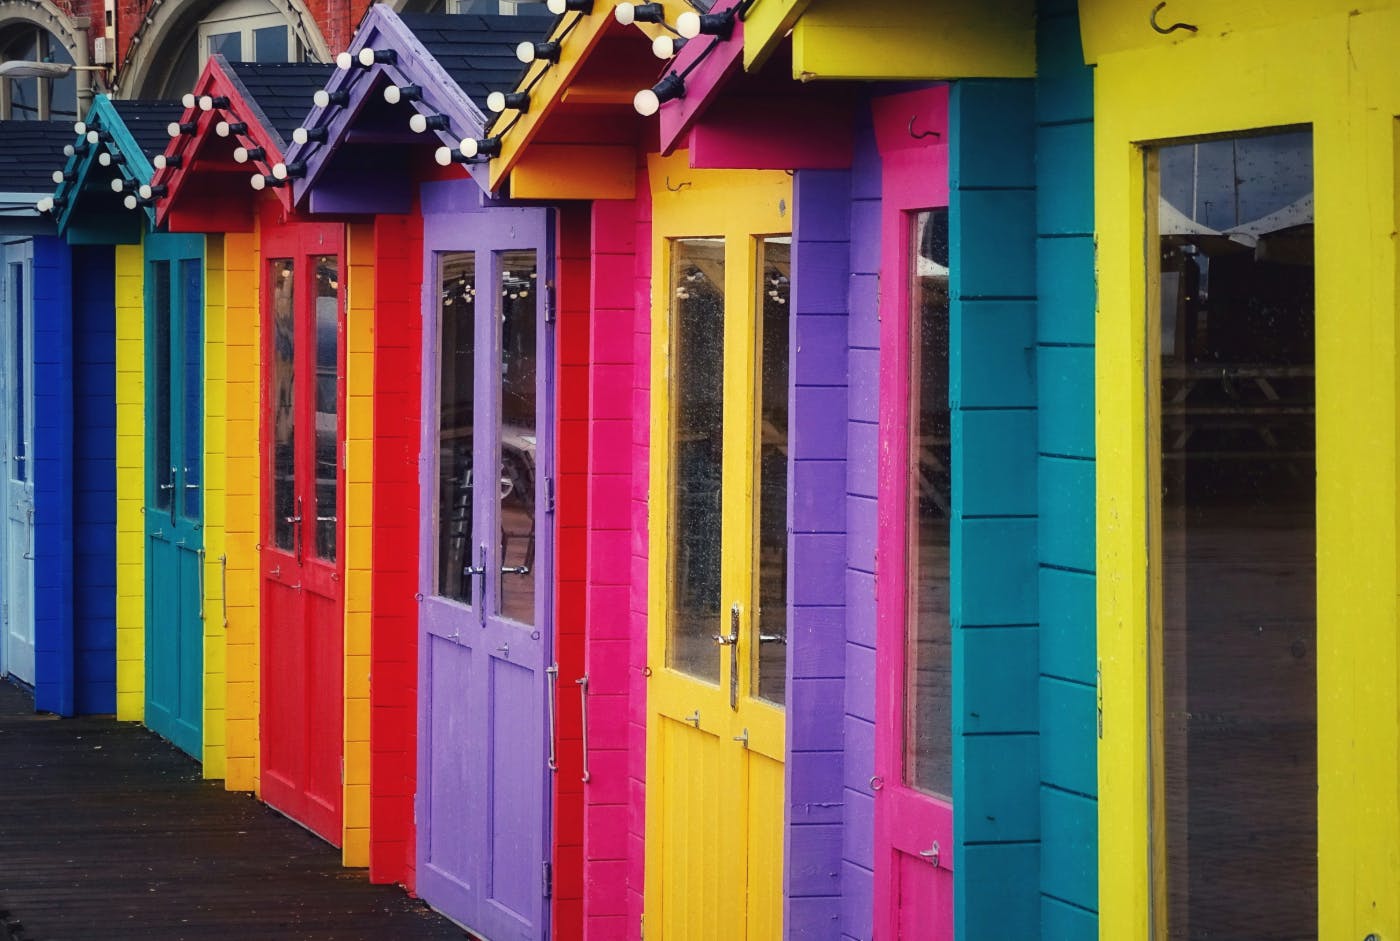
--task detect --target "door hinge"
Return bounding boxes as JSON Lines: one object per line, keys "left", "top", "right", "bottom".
{"left": 542, "top": 861, "right": 552, "bottom": 899}
{"left": 543, "top": 282, "right": 555, "bottom": 324}
{"left": 1096, "top": 659, "right": 1104, "bottom": 740}
{"left": 544, "top": 476, "right": 555, "bottom": 514}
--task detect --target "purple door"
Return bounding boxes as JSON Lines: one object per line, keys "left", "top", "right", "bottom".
{"left": 417, "top": 196, "right": 554, "bottom": 940}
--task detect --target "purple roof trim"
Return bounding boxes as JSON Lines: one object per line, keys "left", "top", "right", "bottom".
{"left": 657, "top": 0, "right": 745, "bottom": 155}
{"left": 287, "top": 6, "right": 536, "bottom": 209}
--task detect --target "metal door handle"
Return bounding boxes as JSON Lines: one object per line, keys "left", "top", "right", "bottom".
{"left": 21, "top": 552, "right": 32, "bottom": 560}
{"left": 576, "top": 676, "right": 590, "bottom": 783}
{"left": 545, "top": 664, "right": 559, "bottom": 772}
{"left": 722, "top": 603, "right": 741, "bottom": 710}
{"left": 733, "top": 728, "right": 749, "bottom": 748}
{"left": 169, "top": 467, "right": 178, "bottom": 526}
{"left": 152, "top": 529, "right": 165, "bottom": 539}
{"left": 218, "top": 553, "right": 229, "bottom": 628}
{"left": 293, "top": 496, "right": 303, "bottom": 563}
{"left": 758, "top": 633, "right": 787, "bottom": 645}
{"left": 463, "top": 546, "right": 487, "bottom": 612}
{"left": 683, "top": 710, "right": 701, "bottom": 728}
{"left": 197, "top": 548, "right": 206, "bottom": 623}
{"left": 315, "top": 515, "right": 336, "bottom": 523}
{"left": 501, "top": 565, "right": 530, "bottom": 576}
{"left": 269, "top": 563, "right": 280, "bottom": 578}
{"left": 919, "top": 841, "right": 941, "bottom": 868}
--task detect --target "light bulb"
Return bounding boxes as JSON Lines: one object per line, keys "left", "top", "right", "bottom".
{"left": 384, "top": 84, "right": 401, "bottom": 104}
{"left": 435, "top": 146, "right": 453, "bottom": 167}
{"left": 459, "top": 138, "right": 479, "bottom": 158}
{"left": 167, "top": 122, "right": 181, "bottom": 137}
{"left": 153, "top": 154, "right": 167, "bottom": 169}
{"left": 516, "top": 40, "right": 536, "bottom": 63}
{"left": 51, "top": 170, "right": 65, "bottom": 184}
{"left": 73, "top": 120, "right": 86, "bottom": 135}
{"left": 216, "top": 121, "right": 232, "bottom": 137}
{"left": 198, "top": 95, "right": 214, "bottom": 111}
{"left": 633, "top": 88, "right": 660, "bottom": 117}
{"left": 313, "top": 89, "right": 331, "bottom": 108}
{"left": 652, "top": 35, "right": 680, "bottom": 59}
{"left": 677, "top": 11, "right": 700, "bottom": 38}
{"left": 614, "top": 2, "right": 634, "bottom": 24}
{"left": 294, "top": 127, "right": 311, "bottom": 144}
{"left": 336, "top": 51, "right": 353, "bottom": 70}
{"left": 357, "top": 47, "right": 376, "bottom": 67}
{"left": 98, "top": 152, "right": 113, "bottom": 167}
{"left": 86, "top": 130, "right": 99, "bottom": 144}
{"left": 35, "top": 197, "right": 51, "bottom": 213}
{"left": 272, "top": 162, "right": 288, "bottom": 180}
{"left": 110, "top": 177, "right": 124, "bottom": 192}
{"left": 547, "top": 0, "right": 566, "bottom": 11}
{"left": 63, "top": 144, "right": 75, "bottom": 157}
{"left": 139, "top": 184, "right": 154, "bottom": 199}
{"left": 124, "top": 194, "right": 138, "bottom": 210}
{"left": 409, "top": 113, "right": 428, "bottom": 133}
{"left": 250, "top": 174, "right": 267, "bottom": 191}
{"left": 181, "top": 93, "right": 195, "bottom": 109}
{"left": 487, "top": 91, "right": 506, "bottom": 113}
{"left": 233, "top": 147, "right": 250, "bottom": 163}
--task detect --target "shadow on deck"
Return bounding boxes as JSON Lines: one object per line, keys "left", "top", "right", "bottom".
{"left": 0, "top": 681, "right": 470, "bottom": 941}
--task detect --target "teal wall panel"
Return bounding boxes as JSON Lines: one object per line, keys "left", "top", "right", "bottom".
{"left": 1038, "top": 567, "right": 1096, "bottom": 686}
{"left": 1037, "top": 346, "right": 1094, "bottom": 457}
{"left": 953, "top": 300, "right": 1037, "bottom": 409}
{"left": 958, "top": 626, "right": 1039, "bottom": 735}
{"left": 955, "top": 410, "right": 1037, "bottom": 516}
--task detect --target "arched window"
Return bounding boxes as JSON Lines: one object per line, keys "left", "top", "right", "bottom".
{"left": 0, "top": 23, "right": 77, "bottom": 120}
{"left": 149, "top": 0, "right": 301, "bottom": 97}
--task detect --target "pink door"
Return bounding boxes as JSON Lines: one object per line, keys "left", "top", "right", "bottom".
{"left": 873, "top": 87, "right": 953, "bottom": 940}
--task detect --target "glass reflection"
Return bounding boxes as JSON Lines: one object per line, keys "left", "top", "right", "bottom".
{"left": 181, "top": 259, "right": 202, "bottom": 520}
{"left": 10, "top": 263, "right": 25, "bottom": 483}
{"left": 1156, "top": 130, "right": 1316, "bottom": 939}
{"left": 152, "top": 260, "right": 173, "bottom": 512}
{"left": 497, "top": 250, "right": 538, "bottom": 625}
{"left": 313, "top": 256, "right": 339, "bottom": 562}
{"left": 905, "top": 209, "right": 951, "bottom": 798}
{"left": 437, "top": 252, "right": 476, "bottom": 604}
{"left": 270, "top": 259, "right": 295, "bottom": 552}
{"left": 669, "top": 237, "right": 725, "bottom": 682}
{"left": 755, "top": 237, "right": 790, "bottom": 706}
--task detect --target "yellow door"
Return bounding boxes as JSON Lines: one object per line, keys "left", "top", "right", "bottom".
{"left": 644, "top": 151, "right": 791, "bottom": 940}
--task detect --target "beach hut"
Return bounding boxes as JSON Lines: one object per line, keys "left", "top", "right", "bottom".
{"left": 44, "top": 97, "right": 216, "bottom": 762}
{"left": 1086, "top": 2, "right": 1400, "bottom": 937}
{"left": 0, "top": 119, "right": 117, "bottom": 718}
{"left": 280, "top": 6, "right": 578, "bottom": 913}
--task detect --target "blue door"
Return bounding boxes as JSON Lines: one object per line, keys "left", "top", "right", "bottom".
{"left": 1, "top": 239, "right": 35, "bottom": 686}
{"left": 144, "top": 234, "right": 204, "bottom": 758}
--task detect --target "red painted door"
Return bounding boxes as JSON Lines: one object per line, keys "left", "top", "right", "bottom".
{"left": 873, "top": 88, "right": 954, "bottom": 940}
{"left": 260, "top": 222, "right": 346, "bottom": 845}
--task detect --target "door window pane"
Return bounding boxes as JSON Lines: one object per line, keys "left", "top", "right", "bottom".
{"left": 1156, "top": 129, "right": 1316, "bottom": 939}
{"left": 906, "top": 209, "right": 950, "bottom": 798}
{"left": 755, "top": 237, "right": 789, "bottom": 706}
{"left": 152, "top": 261, "right": 173, "bottom": 512}
{"left": 252, "top": 24, "right": 288, "bottom": 62}
{"left": 10, "top": 262, "right": 25, "bottom": 482}
{"left": 313, "top": 256, "right": 339, "bottom": 562}
{"left": 496, "top": 250, "right": 537, "bottom": 625}
{"left": 669, "top": 237, "right": 725, "bottom": 681}
{"left": 270, "top": 259, "right": 295, "bottom": 552}
{"left": 181, "top": 259, "right": 202, "bottom": 520}
{"left": 437, "top": 252, "right": 476, "bottom": 604}
{"left": 207, "top": 31, "right": 241, "bottom": 60}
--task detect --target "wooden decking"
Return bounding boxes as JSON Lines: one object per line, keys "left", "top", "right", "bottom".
{"left": 0, "top": 681, "right": 469, "bottom": 941}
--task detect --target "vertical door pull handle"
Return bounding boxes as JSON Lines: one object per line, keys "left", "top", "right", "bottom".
{"left": 727, "top": 603, "right": 742, "bottom": 710}
{"left": 218, "top": 553, "right": 229, "bottom": 628}
{"left": 576, "top": 676, "right": 591, "bottom": 783}
{"left": 545, "top": 664, "right": 559, "bottom": 772}
{"left": 197, "top": 547, "right": 207, "bottom": 623}
{"left": 169, "top": 466, "right": 178, "bottom": 526}
{"left": 733, "top": 728, "right": 749, "bottom": 748}
{"left": 294, "top": 496, "right": 303, "bottom": 564}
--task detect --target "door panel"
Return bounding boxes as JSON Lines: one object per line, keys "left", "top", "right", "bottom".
{"left": 144, "top": 238, "right": 204, "bottom": 759}
{"left": 2, "top": 247, "right": 34, "bottom": 686}
{"left": 417, "top": 210, "right": 554, "bottom": 941}
{"left": 260, "top": 225, "right": 345, "bottom": 845}
{"left": 646, "top": 165, "right": 792, "bottom": 940}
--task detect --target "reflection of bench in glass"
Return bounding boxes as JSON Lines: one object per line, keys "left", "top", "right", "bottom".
{"left": 1162, "top": 363, "right": 1314, "bottom": 458}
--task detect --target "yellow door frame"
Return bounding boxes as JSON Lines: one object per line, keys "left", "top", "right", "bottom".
{"left": 1091, "top": 6, "right": 1400, "bottom": 938}
{"left": 643, "top": 150, "right": 790, "bottom": 939}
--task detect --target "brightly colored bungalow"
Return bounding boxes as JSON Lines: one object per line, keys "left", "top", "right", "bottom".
{"left": 1086, "top": 2, "right": 1400, "bottom": 939}
{"left": 277, "top": 8, "right": 570, "bottom": 917}
{"left": 44, "top": 95, "right": 212, "bottom": 761}
{"left": 0, "top": 119, "right": 118, "bottom": 717}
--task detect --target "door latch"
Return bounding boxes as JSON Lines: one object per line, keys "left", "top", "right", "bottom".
{"left": 919, "top": 841, "right": 941, "bottom": 868}
{"left": 464, "top": 545, "right": 488, "bottom": 613}
{"left": 713, "top": 603, "right": 740, "bottom": 710}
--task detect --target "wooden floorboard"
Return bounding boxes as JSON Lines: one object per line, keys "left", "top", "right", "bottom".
{"left": 0, "top": 681, "right": 471, "bottom": 941}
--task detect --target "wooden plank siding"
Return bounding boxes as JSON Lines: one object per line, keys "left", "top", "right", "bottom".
{"left": 203, "top": 235, "right": 228, "bottom": 780}
{"left": 1033, "top": 1, "right": 1099, "bottom": 936}
{"left": 114, "top": 240, "right": 146, "bottom": 723}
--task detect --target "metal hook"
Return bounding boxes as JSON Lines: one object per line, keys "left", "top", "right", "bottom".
{"left": 908, "top": 116, "right": 941, "bottom": 141}
{"left": 1149, "top": 2, "right": 1197, "bottom": 34}
{"left": 665, "top": 175, "right": 692, "bottom": 192}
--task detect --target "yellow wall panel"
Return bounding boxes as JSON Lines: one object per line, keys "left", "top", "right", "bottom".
{"left": 202, "top": 235, "right": 228, "bottom": 781}
{"left": 221, "top": 227, "right": 261, "bottom": 793}
{"left": 114, "top": 241, "right": 145, "bottom": 722}
{"left": 1091, "top": 5, "right": 1400, "bottom": 938}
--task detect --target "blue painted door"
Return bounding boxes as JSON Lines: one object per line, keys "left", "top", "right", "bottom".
{"left": 1, "top": 240, "right": 35, "bottom": 686}
{"left": 144, "top": 234, "right": 204, "bottom": 758}
{"left": 417, "top": 204, "right": 555, "bottom": 940}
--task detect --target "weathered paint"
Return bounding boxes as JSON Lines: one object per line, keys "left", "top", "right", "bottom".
{"left": 1089, "top": 5, "right": 1400, "bottom": 938}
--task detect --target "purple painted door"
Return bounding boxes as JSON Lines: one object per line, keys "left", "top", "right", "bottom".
{"left": 417, "top": 191, "right": 555, "bottom": 940}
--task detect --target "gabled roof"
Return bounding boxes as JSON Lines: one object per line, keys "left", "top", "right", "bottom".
{"left": 45, "top": 96, "right": 183, "bottom": 244}
{"left": 485, "top": 0, "right": 685, "bottom": 198}
{"left": 151, "top": 56, "right": 333, "bottom": 231}
{"left": 283, "top": 7, "right": 545, "bottom": 213}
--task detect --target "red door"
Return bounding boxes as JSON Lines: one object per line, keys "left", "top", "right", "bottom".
{"left": 260, "top": 222, "right": 346, "bottom": 844}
